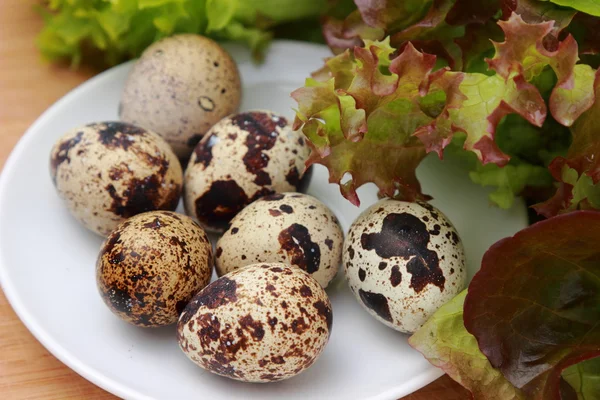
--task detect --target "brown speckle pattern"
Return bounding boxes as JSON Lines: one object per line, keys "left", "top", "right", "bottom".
{"left": 183, "top": 111, "right": 310, "bottom": 232}
{"left": 215, "top": 193, "right": 343, "bottom": 288}
{"left": 49, "top": 122, "right": 183, "bottom": 236}
{"left": 120, "top": 34, "right": 242, "bottom": 159}
{"left": 177, "top": 263, "right": 332, "bottom": 382}
{"left": 343, "top": 199, "right": 466, "bottom": 333}
{"left": 96, "top": 211, "right": 212, "bottom": 327}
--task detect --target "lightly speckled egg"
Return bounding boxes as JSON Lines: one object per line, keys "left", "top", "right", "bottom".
{"left": 96, "top": 211, "right": 213, "bottom": 327}
{"left": 215, "top": 193, "right": 343, "bottom": 288}
{"left": 177, "top": 263, "right": 333, "bottom": 383}
{"left": 343, "top": 199, "right": 466, "bottom": 333}
{"left": 183, "top": 110, "right": 311, "bottom": 232}
{"left": 50, "top": 122, "right": 183, "bottom": 236}
{"left": 120, "top": 34, "right": 242, "bottom": 160}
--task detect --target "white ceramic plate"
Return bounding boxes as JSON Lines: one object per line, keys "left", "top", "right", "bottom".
{"left": 0, "top": 41, "right": 528, "bottom": 400}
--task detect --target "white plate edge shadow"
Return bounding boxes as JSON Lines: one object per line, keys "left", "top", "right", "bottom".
{"left": 0, "top": 40, "right": 524, "bottom": 400}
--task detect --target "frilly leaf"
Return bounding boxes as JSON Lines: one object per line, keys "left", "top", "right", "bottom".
{"left": 321, "top": 10, "right": 383, "bottom": 54}
{"left": 292, "top": 40, "right": 434, "bottom": 205}
{"left": 294, "top": 14, "right": 598, "bottom": 206}
{"left": 488, "top": 13, "right": 596, "bottom": 126}
{"left": 535, "top": 69, "right": 600, "bottom": 217}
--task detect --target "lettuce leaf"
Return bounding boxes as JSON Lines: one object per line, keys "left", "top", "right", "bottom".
{"left": 37, "top": 0, "right": 326, "bottom": 66}
{"left": 292, "top": 30, "right": 549, "bottom": 204}
{"left": 545, "top": 0, "right": 600, "bottom": 16}
{"left": 464, "top": 211, "right": 600, "bottom": 399}
{"left": 567, "top": 13, "right": 600, "bottom": 60}
{"left": 487, "top": 14, "right": 595, "bottom": 126}
{"left": 293, "top": 13, "right": 594, "bottom": 206}
{"left": 409, "top": 291, "right": 527, "bottom": 400}
{"left": 292, "top": 40, "right": 433, "bottom": 205}
{"left": 563, "top": 358, "right": 600, "bottom": 400}
{"left": 534, "top": 70, "right": 600, "bottom": 216}
{"left": 321, "top": 0, "right": 600, "bottom": 72}
{"left": 410, "top": 287, "right": 600, "bottom": 399}
{"left": 354, "top": 0, "right": 433, "bottom": 31}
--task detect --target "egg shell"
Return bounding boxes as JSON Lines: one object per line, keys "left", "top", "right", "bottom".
{"left": 177, "top": 263, "right": 332, "bottom": 383}
{"left": 120, "top": 34, "right": 242, "bottom": 159}
{"left": 50, "top": 122, "right": 182, "bottom": 236}
{"left": 215, "top": 193, "right": 343, "bottom": 288}
{"left": 183, "top": 110, "right": 311, "bottom": 232}
{"left": 96, "top": 211, "right": 213, "bottom": 327}
{"left": 343, "top": 199, "right": 466, "bottom": 333}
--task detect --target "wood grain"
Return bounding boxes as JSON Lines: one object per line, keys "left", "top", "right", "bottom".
{"left": 0, "top": 1, "right": 470, "bottom": 399}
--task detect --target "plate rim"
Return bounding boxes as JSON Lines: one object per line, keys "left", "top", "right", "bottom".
{"left": 0, "top": 40, "right": 447, "bottom": 400}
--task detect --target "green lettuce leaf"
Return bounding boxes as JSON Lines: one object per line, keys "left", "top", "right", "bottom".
{"left": 443, "top": 107, "right": 569, "bottom": 210}
{"left": 545, "top": 0, "right": 600, "bottom": 16}
{"left": 469, "top": 161, "right": 553, "bottom": 209}
{"left": 563, "top": 358, "right": 600, "bottom": 400}
{"left": 464, "top": 211, "right": 600, "bottom": 399}
{"left": 37, "top": 0, "right": 325, "bottom": 66}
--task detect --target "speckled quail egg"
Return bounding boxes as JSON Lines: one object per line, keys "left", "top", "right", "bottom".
{"left": 343, "top": 199, "right": 466, "bottom": 333}
{"left": 215, "top": 193, "right": 342, "bottom": 288}
{"left": 183, "top": 110, "right": 311, "bottom": 232}
{"left": 177, "top": 263, "right": 332, "bottom": 382}
{"left": 119, "top": 34, "right": 242, "bottom": 159}
{"left": 96, "top": 211, "right": 213, "bottom": 327}
{"left": 50, "top": 122, "right": 182, "bottom": 236}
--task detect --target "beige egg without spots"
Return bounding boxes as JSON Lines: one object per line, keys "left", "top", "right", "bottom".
{"left": 177, "top": 263, "right": 333, "bottom": 382}
{"left": 96, "top": 211, "right": 213, "bottom": 327}
{"left": 216, "top": 193, "right": 343, "bottom": 288}
{"left": 50, "top": 122, "right": 182, "bottom": 236}
{"left": 120, "top": 34, "right": 242, "bottom": 159}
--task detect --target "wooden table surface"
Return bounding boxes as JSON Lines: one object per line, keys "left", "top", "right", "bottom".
{"left": 0, "top": 1, "right": 470, "bottom": 399}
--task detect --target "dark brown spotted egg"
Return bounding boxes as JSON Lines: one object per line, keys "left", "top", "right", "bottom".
{"left": 177, "top": 263, "right": 332, "bottom": 383}
{"left": 215, "top": 193, "right": 342, "bottom": 288}
{"left": 96, "top": 211, "right": 212, "bottom": 327}
{"left": 50, "top": 122, "right": 182, "bottom": 236}
{"left": 183, "top": 110, "right": 311, "bottom": 232}
{"left": 344, "top": 199, "right": 466, "bottom": 333}
{"left": 120, "top": 34, "right": 241, "bottom": 159}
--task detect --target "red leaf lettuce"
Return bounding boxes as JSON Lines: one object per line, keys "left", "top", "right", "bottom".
{"left": 410, "top": 211, "right": 600, "bottom": 400}
{"left": 293, "top": 12, "right": 598, "bottom": 207}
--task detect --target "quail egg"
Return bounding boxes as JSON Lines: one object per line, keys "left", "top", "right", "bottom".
{"left": 50, "top": 122, "right": 182, "bottom": 236}
{"left": 96, "top": 211, "right": 213, "bottom": 327}
{"left": 120, "top": 34, "right": 242, "bottom": 159}
{"left": 343, "top": 199, "right": 466, "bottom": 333}
{"left": 177, "top": 263, "right": 332, "bottom": 382}
{"left": 183, "top": 110, "right": 311, "bottom": 232}
{"left": 215, "top": 193, "right": 342, "bottom": 288}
